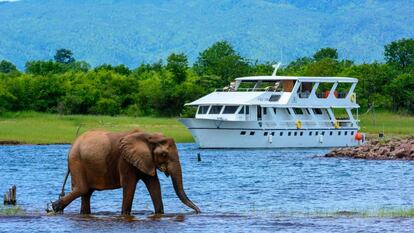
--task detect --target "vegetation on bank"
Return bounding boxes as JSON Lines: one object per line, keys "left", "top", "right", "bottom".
{"left": 0, "top": 39, "right": 413, "bottom": 118}
{"left": 0, "top": 111, "right": 412, "bottom": 145}
{"left": 0, "top": 112, "right": 192, "bottom": 144}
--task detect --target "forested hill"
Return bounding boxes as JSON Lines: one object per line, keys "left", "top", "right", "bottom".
{"left": 0, "top": 0, "right": 413, "bottom": 68}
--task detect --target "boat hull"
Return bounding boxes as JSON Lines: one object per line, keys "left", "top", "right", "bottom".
{"left": 179, "top": 118, "right": 363, "bottom": 149}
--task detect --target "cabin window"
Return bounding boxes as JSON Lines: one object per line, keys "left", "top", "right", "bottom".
{"left": 316, "top": 131, "right": 319, "bottom": 136}
{"left": 330, "top": 131, "right": 333, "bottom": 136}
{"left": 250, "top": 131, "right": 255, "bottom": 136}
{"left": 240, "top": 131, "right": 246, "bottom": 135}
{"left": 288, "top": 132, "right": 291, "bottom": 136}
{"left": 238, "top": 106, "right": 245, "bottom": 114}
{"left": 264, "top": 132, "right": 268, "bottom": 136}
{"left": 297, "top": 82, "right": 314, "bottom": 98}
{"left": 209, "top": 105, "right": 223, "bottom": 114}
{"left": 294, "top": 132, "right": 297, "bottom": 136}
{"left": 273, "top": 108, "right": 277, "bottom": 114}
{"left": 338, "top": 131, "right": 341, "bottom": 136}
{"left": 345, "top": 131, "right": 348, "bottom": 136}
{"left": 309, "top": 131, "right": 312, "bottom": 136}
{"left": 246, "top": 106, "right": 250, "bottom": 114}
{"left": 293, "top": 108, "right": 303, "bottom": 115}
{"left": 269, "top": 94, "right": 281, "bottom": 102}
{"left": 271, "top": 132, "right": 275, "bottom": 136}
{"left": 280, "top": 132, "right": 283, "bottom": 136}
{"left": 313, "top": 108, "right": 323, "bottom": 115}
{"left": 351, "top": 131, "right": 354, "bottom": 136}
{"left": 300, "top": 132, "right": 303, "bottom": 136}
{"left": 321, "top": 131, "right": 325, "bottom": 136}
{"left": 197, "top": 106, "right": 209, "bottom": 114}
{"left": 263, "top": 108, "right": 267, "bottom": 115}
{"left": 223, "top": 106, "right": 239, "bottom": 114}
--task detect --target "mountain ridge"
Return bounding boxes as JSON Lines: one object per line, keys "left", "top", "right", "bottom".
{"left": 0, "top": 0, "right": 413, "bottom": 69}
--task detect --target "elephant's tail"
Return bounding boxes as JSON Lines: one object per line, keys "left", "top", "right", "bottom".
{"left": 59, "top": 168, "right": 70, "bottom": 198}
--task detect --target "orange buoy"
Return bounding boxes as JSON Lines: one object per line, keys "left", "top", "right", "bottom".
{"left": 355, "top": 132, "right": 363, "bottom": 141}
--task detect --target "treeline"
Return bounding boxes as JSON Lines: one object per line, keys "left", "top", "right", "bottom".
{"left": 0, "top": 39, "right": 413, "bottom": 116}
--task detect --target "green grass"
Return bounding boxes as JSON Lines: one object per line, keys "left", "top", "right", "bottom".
{"left": 359, "top": 111, "right": 414, "bottom": 136}
{"left": 0, "top": 111, "right": 193, "bottom": 144}
{"left": 0, "top": 111, "right": 412, "bottom": 144}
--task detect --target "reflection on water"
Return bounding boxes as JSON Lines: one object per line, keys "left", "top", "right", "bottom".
{"left": 1, "top": 144, "right": 414, "bottom": 232}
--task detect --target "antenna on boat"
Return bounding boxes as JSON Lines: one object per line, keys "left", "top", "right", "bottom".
{"left": 272, "top": 62, "right": 281, "bottom": 76}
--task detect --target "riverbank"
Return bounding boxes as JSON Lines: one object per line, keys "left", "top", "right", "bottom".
{"left": 326, "top": 137, "right": 414, "bottom": 160}
{"left": 0, "top": 111, "right": 193, "bottom": 144}
{"left": 0, "top": 111, "right": 413, "bottom": 145}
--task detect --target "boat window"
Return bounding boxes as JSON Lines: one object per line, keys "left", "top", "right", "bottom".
{"left": 238, "top": 106, "right": 245, "bottom": 114}
{"left": 240, "top": 131, "right": 246, "bottom": 135}
{"left": 330, "top": 131, "right": 333, "bottom": 136}
{"left": 345, "top": 131, "right": 348, "bottom": 136}
{"left": 313, "top": 108, "right": 323, "bottom": 115}
{"left": 336, "top": 82, "right": 353, "bottom": 99}
{"left": 269, "top": 94, "right": 281, "bottom": 102}
{"left": 338, "top": 131, "right": 341, "bottom": 136}
{"left": 322, "top": 131, "right": 325, "bottom": 136}
{"left": 271, "top": 132, "right": 275, "bottom": 136}
{"left": 246, "top": 106, "right": 250, "bottom": 114}
{"left": 297, "top": 82, "right": 314, "bottom": 98}
{"left": 293, "top": 108, "right": 303, "bottom": 115}
{"left": 280, "top": 132, "right": 283, "bottom": 136}
{"left": 286, "top": 108, "right": 292, "bottom": 115}
{"left": 209, "top": 105, "right": 223, "bottom": 114}
{"left": 263, "top": 108, "right": 267, "bottom": 115}
{"left": 273, "top": 108, "right": 277, "bottom": 114}
{"left": 351, "top": 131, "right": 354, "bottom": 136}
{"left": 316, "top": 131, "right": 319, "bottom": 136}
{"left": 288, "top": 132, "right": 291, "bottom": 136}
{"left": 250, "top": 131, "right": 255, "bottom": 135}
{"left": 223, "top": 106, "right": 239, "bottom": 114}
{"left": 309, "top": 131, "right": 312, "bottom": 136}
{"left": 316, "top": 82, "right": 335, "bottom": 99}
{"left": 197, "top": 106, "right": 209, "bottom": 114}
{"left": 300, "top": 132, "right": 303, "bottom": 136}
{"left": 305, "top": 108, "right": 310, "bottom": 114}
{"left": 294, "top": 132, "right": 298, "bottom": 136}
{"left": 264, "top": 132, "right": 268, "bottom": 136}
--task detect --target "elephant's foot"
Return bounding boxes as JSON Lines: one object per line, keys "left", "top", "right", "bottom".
{"left": 48, "top": 200, "right": 64, "bottom": 214}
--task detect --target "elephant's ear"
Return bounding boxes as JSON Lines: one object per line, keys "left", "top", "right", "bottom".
{"left": 119, "top": 134, "right": 156, "bottom": 176}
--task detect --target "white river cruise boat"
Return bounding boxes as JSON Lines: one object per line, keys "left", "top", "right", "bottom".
{"left": 179, "top": 68, "right": 365, "bottom": 149}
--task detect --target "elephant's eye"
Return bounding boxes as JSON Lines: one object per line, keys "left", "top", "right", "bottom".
{"left": 161, "top": 152, "right": 168, "bottom": 157}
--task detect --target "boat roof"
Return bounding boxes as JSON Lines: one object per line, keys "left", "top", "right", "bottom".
{"left": 235, "top": 76, "right": 358, "bottom": 83}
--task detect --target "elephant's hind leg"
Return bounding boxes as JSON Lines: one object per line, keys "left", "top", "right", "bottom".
{"left": 80, "top": 190, "right": 94, "bottom": 214}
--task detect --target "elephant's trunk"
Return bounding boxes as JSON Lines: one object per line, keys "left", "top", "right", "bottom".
{"left": 169, "top": 162, "right": 201, "bottom": 213}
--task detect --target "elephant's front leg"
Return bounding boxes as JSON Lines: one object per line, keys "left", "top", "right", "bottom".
{"left": 121, "top": 175, "right": 138, "bottom": 215}
{"left": 143, "top": 174, "right": 164, "bottom": 214}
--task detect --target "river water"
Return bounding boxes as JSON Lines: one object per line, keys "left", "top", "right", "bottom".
{"left": 1, "top": 144, "right": 414, "bottom": 232}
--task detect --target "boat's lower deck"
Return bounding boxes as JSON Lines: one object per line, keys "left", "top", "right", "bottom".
{"left": 180, "top": 118, "right": 364, "bottom": 148}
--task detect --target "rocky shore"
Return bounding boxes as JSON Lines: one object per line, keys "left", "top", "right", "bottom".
{"left": 325, "top": 137, "right": 414, "bottom": 160}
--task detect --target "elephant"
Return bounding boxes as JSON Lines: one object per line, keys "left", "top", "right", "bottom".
{"left": 51, "top": 129, "right": 200, "bottom": 215}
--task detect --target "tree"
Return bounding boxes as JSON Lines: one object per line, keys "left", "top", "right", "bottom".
{"left": 193, "top": 41, "right": 249, "bottom": 86}
{"left": 387, "top": 73, "right": 414, "bottom": 112}
{"left": 313, "top": 48, "right": 338, "bottom": 61}
{"left": 0, "top": 60, "right": 17, "bottom": 73}
{"left": 166, "top": 53, "right": 188, "bottom": 83}
{"left": 54, "top": 48, "right": 75, "bottom": 64}
{"left": 384, "top": 38, "right": 414, "bottom": 70}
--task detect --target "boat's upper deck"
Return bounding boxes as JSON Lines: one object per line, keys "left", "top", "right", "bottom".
{"left": 187, "top": 75, "right": 359, "bottom": 108}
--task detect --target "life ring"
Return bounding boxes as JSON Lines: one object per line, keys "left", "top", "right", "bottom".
{"left": 296, "top": 119, "right": 302, "bottom": 129}
{"left": 350, "top": 93, "right": 356, "bottom": 103}
{"left": 333, "top": 121, "right": 340, "bottom": 129}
